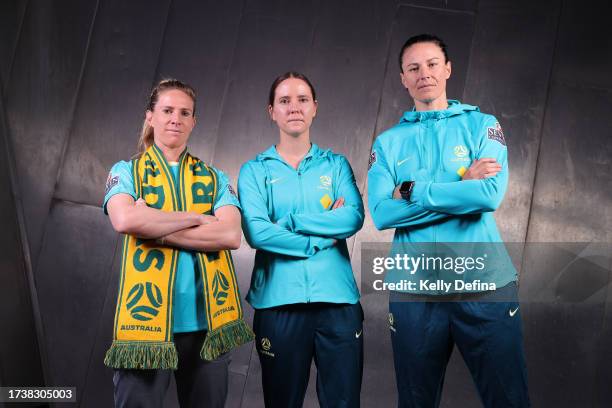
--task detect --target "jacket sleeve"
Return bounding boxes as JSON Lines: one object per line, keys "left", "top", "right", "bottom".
{"left": 410, "top": 115, "right": 509, "bottom": 215}
{"left": 367, "top": 138, "right": 450, "bottom": 230}
{"left": 238, "top": 161, "right": 335, "bottom": 258}
{"left": 277, "top": 155, "right": 364, "bottom": 239}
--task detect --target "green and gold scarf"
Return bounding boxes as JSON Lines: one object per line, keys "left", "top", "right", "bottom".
{"left": 104, "top": 144, "right": 254, "bottom": 369}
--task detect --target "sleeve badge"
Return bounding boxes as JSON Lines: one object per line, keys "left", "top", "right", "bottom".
{"left": 487, "top": 122, "right": 506, "bottom": 146}
{"left": 105, "top": 173, "right": 119, "bottom": 194}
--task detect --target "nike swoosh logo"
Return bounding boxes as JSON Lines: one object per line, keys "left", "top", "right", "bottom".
{"left": 509, "top": 307, "right": 519, "bottom": 317}
{"left": 267, "top": 178, "right": 282, "bottom": 184}
{"left": 397, "top": 157, "right": 412, "bottom": 166}
{"left": 355, "top": 330, "right": 363, "bottom": 338}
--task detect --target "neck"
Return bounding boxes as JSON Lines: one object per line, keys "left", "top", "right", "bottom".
{"left": 414, "top": 95, "right": 449, "bottom": 112}
{"left": 155, "top": 142, "right": 185, "bottom": 162}
{"left": 276, "top": 131, "right": 311, "bottom": 169}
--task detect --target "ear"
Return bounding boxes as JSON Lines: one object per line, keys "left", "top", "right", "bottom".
{"left": 445, "top": 61, "right": 452, "bottom": 79}
{"left": 312, "top": 100, "right": 318, "bottom": 118}
{"left": 145, "top": 110, "right": 153, "bottom": 125}
{"left": 400, "top": 71, "right": 408, "bottom": 89}
{"left": 268, "top": 105, "right": 275, "bottom": 121}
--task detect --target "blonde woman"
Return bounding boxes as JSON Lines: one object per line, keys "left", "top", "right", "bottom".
{"left": 103, "top": 79, "right": 253, "bottom": 408}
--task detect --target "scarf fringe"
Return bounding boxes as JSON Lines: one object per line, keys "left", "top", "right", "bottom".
{"left": 104, "top": 341, "right": 178, "bottom": 370}
{"left": 201, "top": 319, "right": 255, "bottom": 361}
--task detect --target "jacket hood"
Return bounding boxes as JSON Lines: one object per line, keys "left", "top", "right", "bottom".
{"left": 256, "top": 143, "right": 330, "bottom": 162}
{"left": 399, "top": 100, "right": 479, "bottom": 123}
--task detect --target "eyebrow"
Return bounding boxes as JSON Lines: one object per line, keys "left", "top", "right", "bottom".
{"left": 406, "top": 57, "right": 441, "bottom": 66}
{"left": 278, "top": 94, "right": 311, "bottom": 99}
{"left": 160, "top": 105, "right": 192, "bottom": 111}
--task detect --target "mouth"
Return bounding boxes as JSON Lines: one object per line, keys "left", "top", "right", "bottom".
{"left": 418, "top": 84, "right": 436, "bottom": 90}
{"left": 287, "top": 119, "right": 304, "bottom": 123}
{"left": 166, "top": 129, "right": 182, "bottom": 134}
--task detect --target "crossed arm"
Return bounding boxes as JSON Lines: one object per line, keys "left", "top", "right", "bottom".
{"left": 238, "top": 159, "right": 364, "bottom": 258}
{"left": 107, "top": 194, "right": 241, "bottom": 251}
{"left": 369, "top": 152, "right": 505, "bottom": 231}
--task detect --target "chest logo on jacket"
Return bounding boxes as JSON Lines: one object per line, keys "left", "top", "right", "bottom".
{"left": 320, "top": 194, "right": 332, "bottom": 209}
{"left": 451, "top": 145, "right": 470, "bottom": 163}
{"left": 318, "top": 175, "right": 332, "bottom": 190}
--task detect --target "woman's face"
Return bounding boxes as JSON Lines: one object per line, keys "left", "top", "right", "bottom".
{"left": 269, "top": 78, "right": 317, "bottom": 138}
{"left": 400, "top": 42, "right": 451, "bottom": 107}
{"left": 146, "top": 89, "right": 196, "bottom": 151}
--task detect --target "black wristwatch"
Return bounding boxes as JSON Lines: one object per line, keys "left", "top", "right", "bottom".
{"left": 399, "top": 181, "right": 415, "bottom": 201}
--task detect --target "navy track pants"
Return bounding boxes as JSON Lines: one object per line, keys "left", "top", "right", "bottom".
{"left": 254, "top": 302, "right": 364, "bottom": 408}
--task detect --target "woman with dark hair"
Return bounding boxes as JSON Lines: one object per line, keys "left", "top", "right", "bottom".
{"left": 238, "top": 72, "right": 365, "bottom": 407}
{"left": 103, "top": 78, "right": 253, "bottom": 408}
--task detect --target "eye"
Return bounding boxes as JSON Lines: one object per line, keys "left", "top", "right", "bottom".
{"left": 409, "top": 67, "right": 418, "bottom": 72}
{"left": 181, "top": 110, "right": 192, "bottom": 117}
{"left": 162, "top": 108, "right": 171, "bottom": 114}
{"left": 429, "top": 62, "right": 438, "bottom": 68}
{"left": 299, "top": 97, "right": 309, "bottom": 103}
{"left": 278, "top": 98, "right": 289, "bottom": 104}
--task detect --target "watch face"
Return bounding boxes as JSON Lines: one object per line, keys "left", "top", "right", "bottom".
{"left": 400, "top": 181, "right": 413, "bottom": 199}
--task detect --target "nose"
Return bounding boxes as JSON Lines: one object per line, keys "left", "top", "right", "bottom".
{"left": 170, "top": 111, "right": 182, "bottom": 124}
{"left": 420, "top": 69, "right": 431, "bottom": 81}
{"left": 289, "top": 101, "right": 301, "bottom": 113}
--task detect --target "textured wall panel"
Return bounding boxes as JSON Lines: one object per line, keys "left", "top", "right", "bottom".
{"left": 462, "top": 0, "right": 560, "bottom": 243}
{"left": 5, "top": 0, "right": 98, "bottom": 267}
{"left": 0, "top": 66, "right": 45, "bottom": 390}
{"left": 54, "top": 0, "right": 171, "bottom": 205}
{"left": 521, "top": 84, "right": 612, "bottom": 407}
{"left": 153, "top": 0, "right": 243, "bottom": 165}
{"left": 399, "top": 0, "right": 478, "bottom": 11}
{"left": 35, "top": 201, "right": 118, "bottom": 407}
{"left": 78, "top": 234, "right": 120, "bottom": 408}
{"left": 520, "top": 0, "right": 612, "bottom": 405}
{"left": 212, "top": 0, "right": 320, "bottom": 179}
{"left": 0, "top": 0, "right": 26, "bottom": 89}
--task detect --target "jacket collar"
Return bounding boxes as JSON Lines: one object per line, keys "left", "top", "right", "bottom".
{"left": 399, "top": 100, "right": 479, "bottom": 123}
{"left": 256, "top": 143, "right": 329, "bottom": 162}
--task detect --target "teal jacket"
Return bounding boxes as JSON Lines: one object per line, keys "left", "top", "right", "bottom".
{"left": 368, "top": 100, "right": 516, "bottom": 292}
{"left": 238, "top": 144, "right": 364, "bottom": 308}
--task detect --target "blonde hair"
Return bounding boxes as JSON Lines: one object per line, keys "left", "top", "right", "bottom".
{"left": 135, "top": 78, "right": 197, "bottom": 157}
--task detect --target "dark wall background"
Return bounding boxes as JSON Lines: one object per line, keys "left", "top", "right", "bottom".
{"left": 1, "top": 0, "right": 611, "bottom": 407}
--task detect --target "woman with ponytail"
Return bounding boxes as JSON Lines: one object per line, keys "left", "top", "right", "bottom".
{"left": 238, "top": 72, "right": 365, "bottom": 407}
{"left": 103, "top": 79, "right": 253, "bottom": 408}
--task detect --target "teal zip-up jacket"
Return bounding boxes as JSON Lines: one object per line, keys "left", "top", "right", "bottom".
{"left": 368, "top": 100, "right": 516, "bottom": 293}
{"left": 238, "top": 144, "right": 364, "bottom": 308}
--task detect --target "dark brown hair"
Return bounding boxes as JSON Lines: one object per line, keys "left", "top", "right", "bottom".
{"left": 268, "top": 72, "right": 317, "bottom": 106}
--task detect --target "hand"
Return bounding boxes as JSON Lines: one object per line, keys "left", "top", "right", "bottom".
{"left": 393, "top": 185, "right": 402, "bottom": 199}
{"left": 331, "top": 197, "right": 345, "bottom": 209}
{"left": 462, "top": 158, "right": 502, "bottom": 180}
